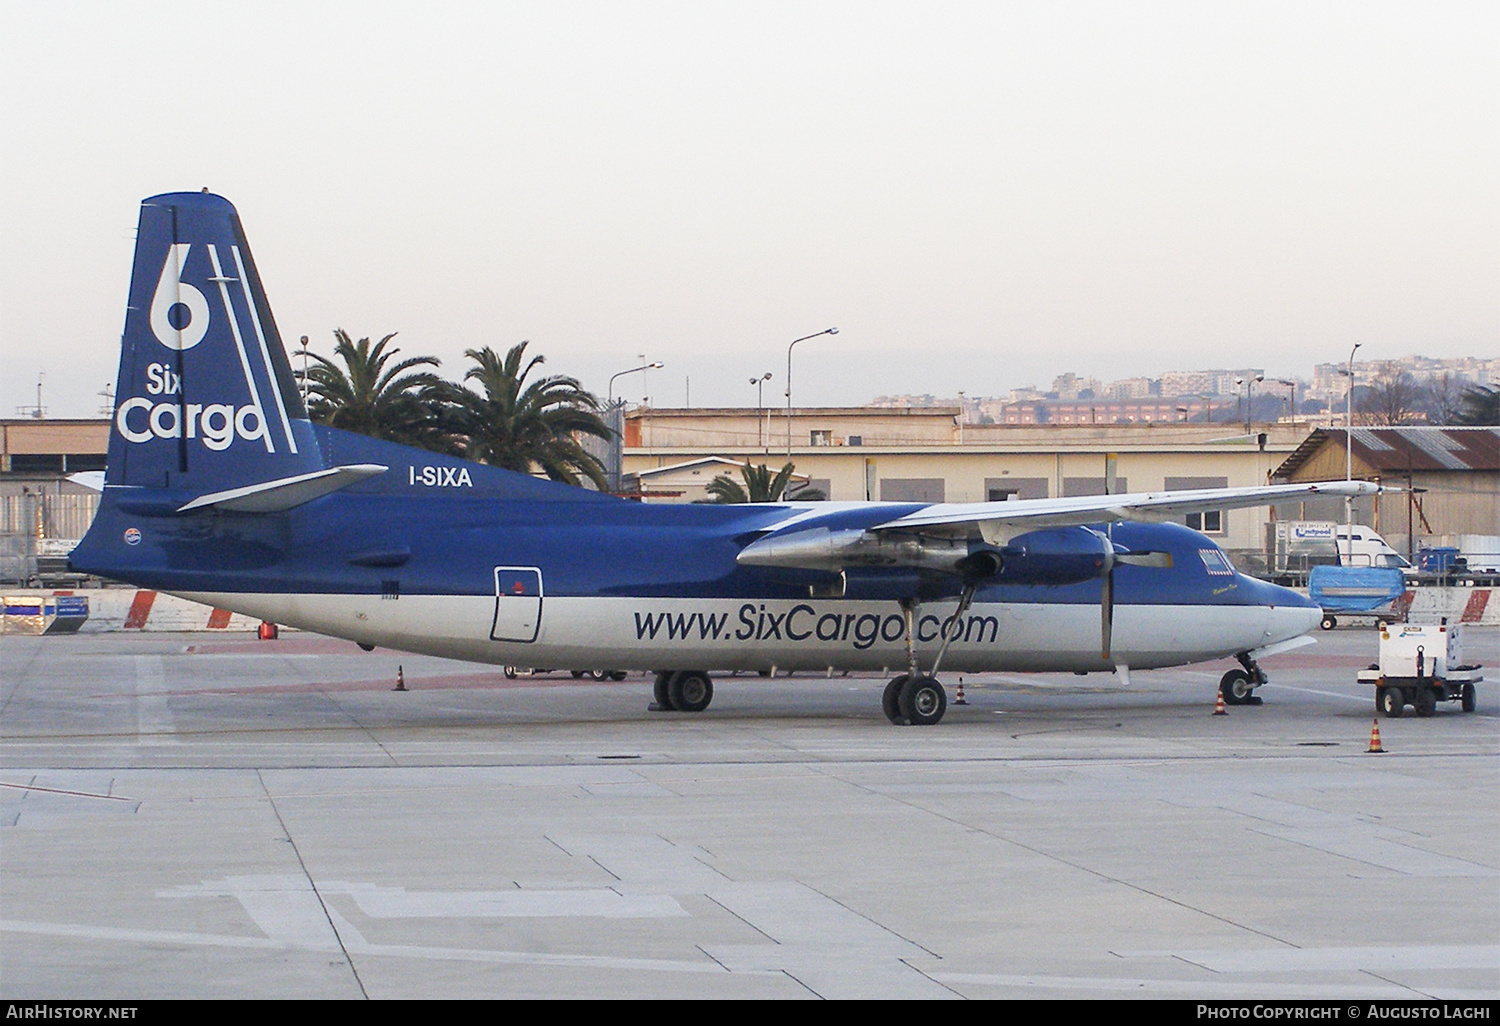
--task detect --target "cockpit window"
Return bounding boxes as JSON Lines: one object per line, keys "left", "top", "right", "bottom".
{"left": 1198, "top": 548, "right": 1234, "bottom": 576}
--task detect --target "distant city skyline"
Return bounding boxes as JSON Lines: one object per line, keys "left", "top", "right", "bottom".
{"left": 4, "top": 3, "right": 1495, "bottom": 419}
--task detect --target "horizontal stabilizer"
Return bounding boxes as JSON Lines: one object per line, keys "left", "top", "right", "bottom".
{"left": 177, "top": 464, "right": 388, "bottom": 513}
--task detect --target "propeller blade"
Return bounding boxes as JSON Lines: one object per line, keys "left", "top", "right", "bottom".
{"left": 1101, "top": 568, "right": 1114, "bottom": 660}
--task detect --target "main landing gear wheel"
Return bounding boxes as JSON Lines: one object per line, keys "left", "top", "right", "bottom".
{"left": 1320, "top": 614, "right": 1337, "bottom": 631}
{"left": 882, "top": 675, "right": 909, "bottom": 724}
{"left": 898, "top": 675, "right": 947, "bottom": 726}
{"left": 651, "top": 671, "right": 674, "bottom": 711}
{"left": 668, "top": 671, "right": 714, "bottom": 713}
{"left": 1220, "top": 669, "right": 1254, "bottom": 706}
{"left": 1378, "top": 686, "right": 1404, "bottom": 718}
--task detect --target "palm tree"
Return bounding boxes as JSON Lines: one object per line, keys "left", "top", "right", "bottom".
{"left": 301, "top": 329, "right": 456, "bottom": 452}
{"left": 1452, "top": 384, "right": 1499, "bottom": 426}
{"left": 448, "top": 342, "right": 611, "bottom": 488}
{"left": 706, "top": 461, "right": 825, "bottom": 503}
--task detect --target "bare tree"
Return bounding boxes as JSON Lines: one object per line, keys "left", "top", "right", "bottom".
{"left": 1356, "top": 363, "right": 1428, "bottom": 425}
{"left": 1423, "top": 372, "right": 1466, "bottom": 425}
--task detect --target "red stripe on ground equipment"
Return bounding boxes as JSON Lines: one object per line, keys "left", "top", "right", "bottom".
{"left": 1460, "top": 589, "right": 1490, "bottom": 624}
{"left": 123, "top": 590, "right": 156, "bottom": 629}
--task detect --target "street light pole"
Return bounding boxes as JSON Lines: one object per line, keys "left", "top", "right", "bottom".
{"left": 1245, "top": 374, "right": 1263, "bottom": 436}
{"left": 608, "top": 361, "right": 664, "bottom": 406}
{"left": 751, "top": 373, "right": 772, "bottom": 452}
{"left": 298, "top": 336, "right": 310, "bottom": 405}
{"left": 785, "top": 327, "right": 838, "bottom": 461}
{"left": 1344, "top": 341, "right": 1361, "bottom": 564}
{"left": 1277, "top": 379, "right": 1297, "bottom": 424}
{"left": 607, "top": 360, "right": 664, "bottom": 493}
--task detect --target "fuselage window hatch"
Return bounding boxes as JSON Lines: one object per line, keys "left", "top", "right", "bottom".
{"left": 491, "top": 566, "right": 543, "bottom": 643}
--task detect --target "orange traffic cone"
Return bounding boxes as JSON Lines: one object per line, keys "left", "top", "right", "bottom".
{"left": 393, "top": 665, "right": 407, "bottom": 692}
{"left": 1213, "top": 688, "right": 1227, "bottom": 716}
{"left": 954, "top": 677, "right": 968, "bottom": 705}
{"left": 1366, "top": 718, "right": 1385, "bottom": 754}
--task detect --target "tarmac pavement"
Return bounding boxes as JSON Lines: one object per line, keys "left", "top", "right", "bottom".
{"left": 2, "top": 626, "right": 1496, "bottom": 999}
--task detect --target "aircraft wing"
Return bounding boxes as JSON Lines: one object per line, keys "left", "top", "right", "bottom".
{"left": 737, "top": 480, "right": 1385, "bottom": 574}
{"left": 871, "top": 480, "right": 1384, "bottom": 544}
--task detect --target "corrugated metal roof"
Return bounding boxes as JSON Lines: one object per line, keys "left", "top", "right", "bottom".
{"left": 1274, "top": 427, "right": 1500, "bottom": 479}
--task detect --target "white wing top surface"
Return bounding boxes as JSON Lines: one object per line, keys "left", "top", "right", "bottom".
{"left": 870, "top": 480, "right": 1383, "bottom": 539}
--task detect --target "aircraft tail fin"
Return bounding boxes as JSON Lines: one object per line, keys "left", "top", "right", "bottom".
{"left": 106, "top": 191, "right": 323, "bottom": 493}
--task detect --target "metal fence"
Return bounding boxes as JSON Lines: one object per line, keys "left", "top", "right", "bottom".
{"left": 0, "top": 491, "right": 101, "bottom": 583}
{"left": 0, "top": 491, "right": 100, "bottom": 539}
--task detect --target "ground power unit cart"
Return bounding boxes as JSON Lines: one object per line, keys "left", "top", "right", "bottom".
{"left": 1358, "top": 623, "right": 1483, "bottom": 718}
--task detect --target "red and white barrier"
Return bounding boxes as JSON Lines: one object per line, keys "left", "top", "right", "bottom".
{"left": 75, "top": 589, "right": 270, "bottom": 633}
{"left": 1404, "top": 587, "right": 1497, "bottom": 626}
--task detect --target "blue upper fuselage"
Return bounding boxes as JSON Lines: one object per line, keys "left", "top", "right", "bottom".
{"left": 72, "top": 424, "right": 1313, "bottom": 614}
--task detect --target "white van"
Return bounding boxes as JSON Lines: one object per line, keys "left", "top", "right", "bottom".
{"left": 1332, "top": 525, "right": 1416, "bottom": 576}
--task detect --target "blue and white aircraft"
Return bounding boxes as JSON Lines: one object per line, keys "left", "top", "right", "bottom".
{"left": 72, "top": 192, "right": 1379, "bottom": 725}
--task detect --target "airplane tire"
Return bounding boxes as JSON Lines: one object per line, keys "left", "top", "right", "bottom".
{"left": 571, "top": 671, "right": 586, "bottom": 679}
{"left": 899, "top": 676, "right": 947, "bottom": 726}
{"left": 1414, "top": 687, "right": 1437, "bottom": 717}
{"left": 1320, "top": 615, "right": 1337, "bottom": 631}
{"left": 1220, "top": 670, "right": 1253, "bottom": 706}
{"left": 1461, "top": 683, "right": 1476, "bottom": 713}
{"left": 1378, "top": 686, "right": 1404, "bottom": 718}
{"left": 652, "top": 672, "right": 675, "bottom": 711}
{"left": 882, "top": 676, "right": 909, "bottom": 724}
{"left": 610, "top": 671, "right": 628, "bottom": 682}
{"left": 668, "top": 671, "right": 713, "bottom": 713}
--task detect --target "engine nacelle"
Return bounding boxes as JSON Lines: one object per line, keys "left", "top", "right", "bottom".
{"left": 993, "top": 528, "right": 1111, "bottom": 586}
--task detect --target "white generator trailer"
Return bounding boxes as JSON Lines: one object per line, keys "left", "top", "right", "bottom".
{"left": 1358, "top": 622, "right": 1483, "bottom": 718}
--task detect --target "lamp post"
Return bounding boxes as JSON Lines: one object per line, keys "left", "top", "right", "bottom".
{"left": 1277, "top": 379, "right": 1297, "bottom": 424}
{"left": 1243, "top": 374, "right": 1263, "bottom": 435}
{"left": 785, "top": 327, "right": 838, "bottom": 460}
{"left": 298, "top": 336, "right": 310, "bottom": 404}
{"left": 1343, "top": 342, "right": 1361, "bottom": 563}
{"left": 608, "top": 361, "right": 664, "bottom": 406}
{"left": 751, "top": 373, "right": 772, "bottom": 452}
{"left": 607, "top": 360, "right": 663, "bottom": 493}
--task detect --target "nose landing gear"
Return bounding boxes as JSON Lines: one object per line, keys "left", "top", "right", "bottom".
{"left": 1220, "top": 652, "right": 1267, "bottom": 706}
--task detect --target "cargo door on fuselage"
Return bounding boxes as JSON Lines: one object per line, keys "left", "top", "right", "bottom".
{"left": 491, "top": 566, "right": 542, "bottom": 643}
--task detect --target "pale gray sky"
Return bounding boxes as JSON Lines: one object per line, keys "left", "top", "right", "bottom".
{"left": 3, "top": 1, "right": 1496, "bottom": 416}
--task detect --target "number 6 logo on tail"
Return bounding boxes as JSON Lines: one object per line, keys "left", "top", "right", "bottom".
{"left": 149, "top": 243, "right": 210, "bottom": 350}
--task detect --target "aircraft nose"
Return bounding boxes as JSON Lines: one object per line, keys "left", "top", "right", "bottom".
{"left": 1279, "top": 602, "right": 1323, "bottom": 639}
{"left": 1261, "top": 580, "right": 1322, "bottom": 642}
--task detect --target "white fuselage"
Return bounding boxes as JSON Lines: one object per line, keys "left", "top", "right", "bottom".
{"left": 178, "top": 591, "right": 1322, "bottom": 674}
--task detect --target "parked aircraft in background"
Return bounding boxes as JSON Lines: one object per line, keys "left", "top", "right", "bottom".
{"left": 71, "top": 192, "right": 1381, "bottom": 725}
